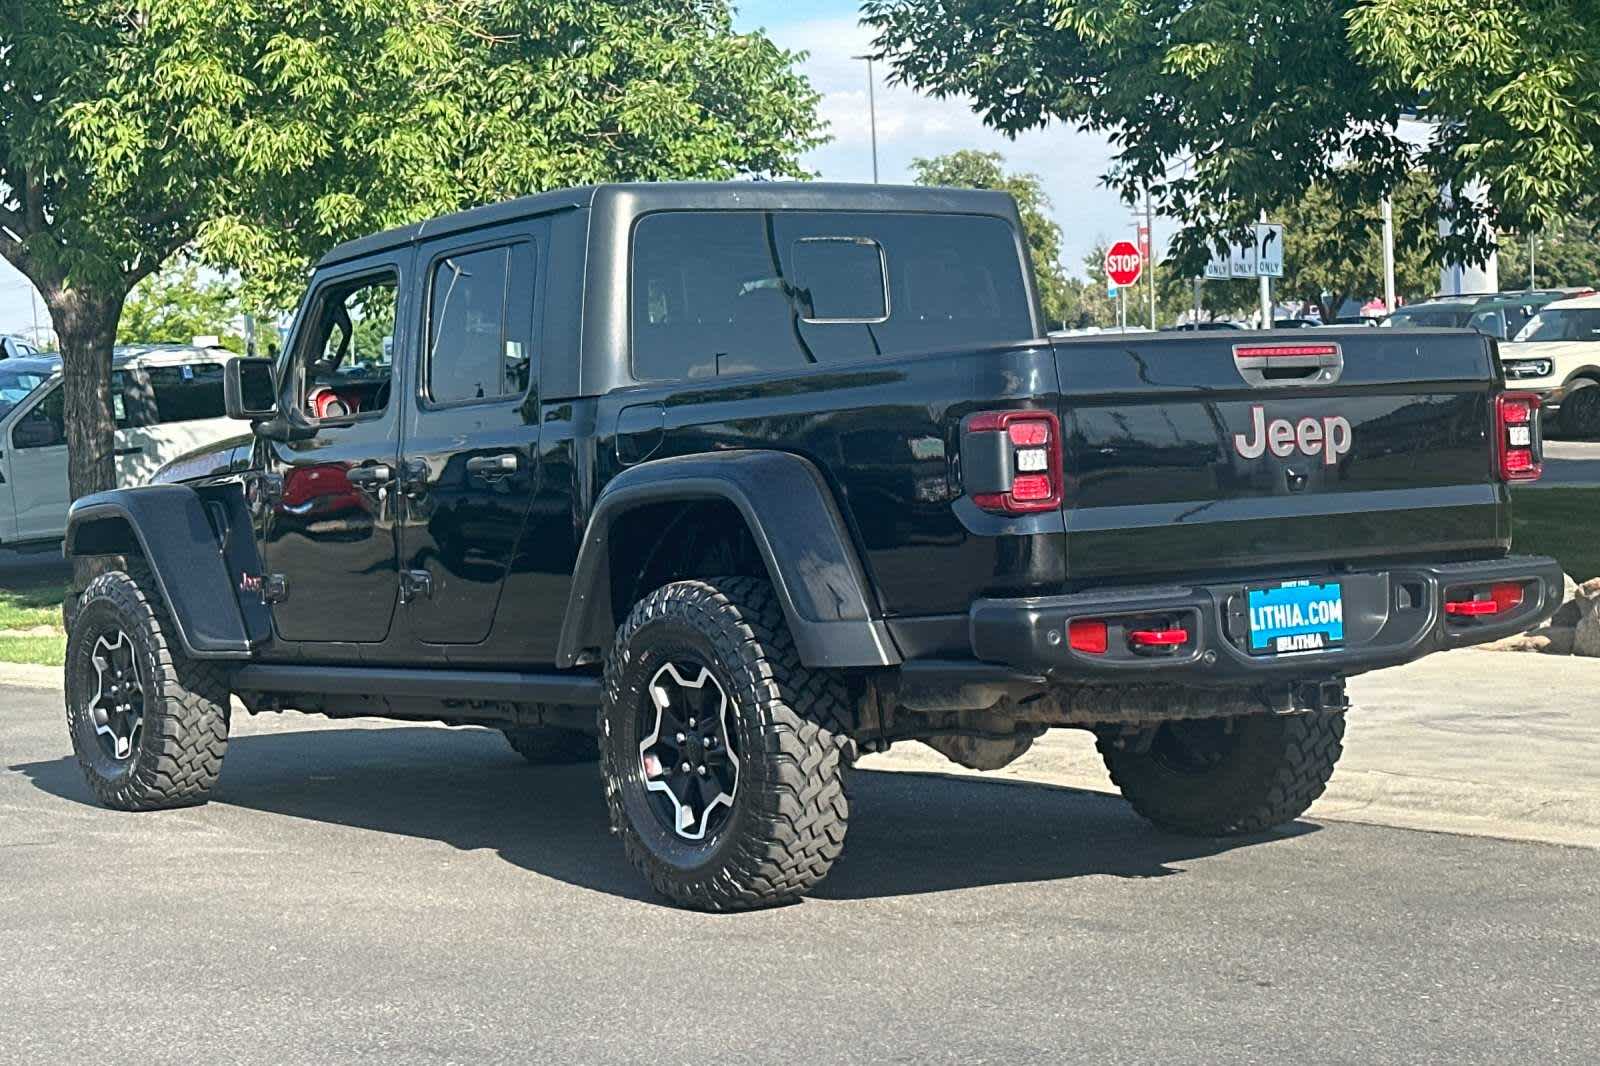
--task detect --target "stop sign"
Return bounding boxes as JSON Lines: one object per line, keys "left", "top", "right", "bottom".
{"left": 1106, "top": 241, "right": 1143, "bottom": 287}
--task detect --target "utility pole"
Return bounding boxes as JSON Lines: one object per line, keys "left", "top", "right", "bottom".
{"left": 1258, "top": 209, "right": 1272, "bottom": 328}
{"left": 853, "top": 55, "right": 880, "bottom": 184}
{"left": 1144, "top": 187, "right": 1156, "bottom": 329}
{"left": 1381, "top": 197, "right": 1397, "bottom": 313}
{"left": 1530, "top": 232, "right": 1537, "bottom": 289}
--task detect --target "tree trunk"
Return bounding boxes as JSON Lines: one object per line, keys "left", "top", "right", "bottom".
{"left": 43, "top": 285, "right": 129, "bottom": 595}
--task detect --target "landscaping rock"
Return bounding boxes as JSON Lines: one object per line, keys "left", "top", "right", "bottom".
{"left": 1573, "top": 578, "right": 1600, "bottom": 658}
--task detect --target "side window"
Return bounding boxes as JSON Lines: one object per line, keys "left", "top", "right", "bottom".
{"left": 425, "top": 243, "right": 534, "bottom": 405}
{"left": 791, "top": 238, "right": 888, "bottom": 322}
{"left": 147, "top": 363, "right": 226, "bottom": 424}
{"left": 13, "top": 388, "right": 65, "bottom": 449}
{"left": 294, "top": 273, "right": 400, "bottom": 421}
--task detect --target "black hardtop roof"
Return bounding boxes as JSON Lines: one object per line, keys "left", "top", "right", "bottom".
{"left": 318, "top": 181, "right": 1022, "bottom": 267}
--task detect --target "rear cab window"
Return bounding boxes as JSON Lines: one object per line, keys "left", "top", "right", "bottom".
{"left": 630, "top": 210, "right": 1035, "bottom": 381}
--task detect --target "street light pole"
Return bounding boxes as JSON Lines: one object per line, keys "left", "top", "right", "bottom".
{"left": 1381, "top": 196, "right": 1396, "bottom": 313}
{"left": 853, "top": 55, "right": 880, "bottom": 184}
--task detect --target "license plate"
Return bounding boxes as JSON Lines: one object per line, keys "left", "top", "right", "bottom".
{"left": 1246, "top": 581, "right": 1344, "bottom": 655}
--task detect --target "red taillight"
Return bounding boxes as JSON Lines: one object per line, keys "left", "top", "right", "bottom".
{"left": 965, "top": 410, "right": 1063, "bottom": 514}
{"left": 1495, "top": 391, "right": 1541, "bottom": 482}
{"left": 1233, "top": 343, "right": 1341, "bottom": 360}
{"left": 1068, "top": 619, "right": 1108, "bottom": 654}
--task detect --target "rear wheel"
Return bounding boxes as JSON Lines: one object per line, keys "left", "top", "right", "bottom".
{"left": 1098, "top": 709, "right": 1344, "bottom": 836}
{"left": 64, "top": 560, "right": 230, "bottom": 810}
{"left": 598, "top": 577, "right": 852, "bottom": 911}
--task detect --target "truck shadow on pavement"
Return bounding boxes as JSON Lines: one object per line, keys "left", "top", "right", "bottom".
{"left": 11, "top": 723, "right": 1316, "bottom": 906}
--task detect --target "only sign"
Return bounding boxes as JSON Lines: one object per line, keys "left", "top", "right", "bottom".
{"left": 1106, "top": 241, "right": 1143, "bottom": 288}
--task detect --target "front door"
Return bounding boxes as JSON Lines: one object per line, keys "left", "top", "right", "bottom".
{"left": 398, "top": 229, "right": 542, "bottom": 645}
{"left": 260, "top": 259, "right": 409, "bottom": 644}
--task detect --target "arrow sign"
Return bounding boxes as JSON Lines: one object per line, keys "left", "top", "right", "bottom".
{"left": 1256, "top": 222, "right": 1285, "bottom": 277}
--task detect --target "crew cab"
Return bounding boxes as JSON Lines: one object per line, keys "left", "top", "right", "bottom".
{"left": 60, "top": 183, "right": 1562, "bottom": 911}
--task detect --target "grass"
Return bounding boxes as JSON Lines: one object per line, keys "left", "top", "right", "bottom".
{"left": 0, "top": 634, "right": 65, "bottom": 667}
{"left": 1512, "top": 486, "right": 1600, "bottom": 581}
{"left": 0, "top": 568, "right": 67, "bottom": 666}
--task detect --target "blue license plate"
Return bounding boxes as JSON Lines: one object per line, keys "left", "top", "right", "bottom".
{"left": 1246, "top": 581, "right": 1344, "bottom": 655}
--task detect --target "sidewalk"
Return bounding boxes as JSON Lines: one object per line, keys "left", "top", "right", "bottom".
{"left": 9, "top": 648, "right": 1597, "bottom": 848}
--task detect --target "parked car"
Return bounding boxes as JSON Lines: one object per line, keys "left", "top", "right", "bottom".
{"left": 1499, "top": 292, "right": 1600, "bottom": 435}
{"left": 1379, "top": 300, "right": 1478, "bottom": 328}
{"left": 59, "top": 182, "right": 1561, "bottom": 911}
{"left": 1161, "top": 320, "right": 1245, "bottom": 331}
{"left": 1, "top": 334, "right": 41, "bottom": 360}
{"left": 0, "top": 344, "right": 241, "bottom": 546}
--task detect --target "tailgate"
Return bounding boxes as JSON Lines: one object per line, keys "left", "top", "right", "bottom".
{"left": 1053, "top": 329, "right": 1511, "bottom": 581}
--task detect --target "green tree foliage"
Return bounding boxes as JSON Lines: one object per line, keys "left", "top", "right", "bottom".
{"left": 119, "top": 264, "right": 246, "bottom": 353}
{"left": 1, "top": 1, "right": 823, "bottom": 504}
{"left": 1277, "top": 174, "right": 1439, "bottom": 319}
{"left": 909, "top": 150, "right": 1074, "bottom": 326}
{"left": 1503, "top": 219, "right": 1600, "bottom": 291}
{"left": 863, "top": 0, "right": 1598, "bottom": 276}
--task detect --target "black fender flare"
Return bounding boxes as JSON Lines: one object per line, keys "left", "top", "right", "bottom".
{"left": 556, "top": 451, "right": 901, "bottom": 670}
{"left": 64, "top": 485, "right": 254, "bottom": 659}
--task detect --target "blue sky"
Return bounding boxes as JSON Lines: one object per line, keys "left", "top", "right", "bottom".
{"left": 0, "top": 2, "right": 1139, "bottom": 338}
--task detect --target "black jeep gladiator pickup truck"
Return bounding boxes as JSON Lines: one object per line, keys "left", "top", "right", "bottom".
{"left": 62, "top": 182, "right": 1562, "bottom": 910}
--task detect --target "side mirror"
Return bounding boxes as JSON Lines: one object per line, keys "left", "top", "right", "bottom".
{"left": 224, "top": 357, "right": 277, "bottom": 420}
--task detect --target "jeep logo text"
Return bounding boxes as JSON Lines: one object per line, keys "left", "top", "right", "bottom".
{"left": 1234, "top": 405, "right": 1351, "bottom": 466}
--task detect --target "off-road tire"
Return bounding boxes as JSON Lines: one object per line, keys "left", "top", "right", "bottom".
{"left": 1097, "top": 709, "right": 1345, "bottom": 836}
{"left": 64, "top": 559, "right": 230, "bottom": 810}
{"left": 598, "top": 577, "right": 853, "bottom": 911}
{"left": 500, "top": 723, "right": 597, "bottom": 765}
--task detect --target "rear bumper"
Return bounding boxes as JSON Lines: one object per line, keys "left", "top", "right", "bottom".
{"left": 966, "top": 556, "right": 1565, "bottom": 683}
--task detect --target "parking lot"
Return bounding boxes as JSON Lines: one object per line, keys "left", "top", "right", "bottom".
{"left": 4, "top": 650, "right": 1597, "bottom": 1064}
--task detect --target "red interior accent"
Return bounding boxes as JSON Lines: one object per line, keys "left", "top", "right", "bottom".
{"left": 1128, "top": 627, "right": 1189, "bottom": 647}
{"left": 1068, "top": 619, "right": 1108, "bottom": 654}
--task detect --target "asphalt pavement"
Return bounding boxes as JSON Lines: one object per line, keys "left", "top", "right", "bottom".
{"left": 1534, "top": 439, "right": 1600, "bottom": 486}
{"left": 3, "top": 664, "right": 1597, "bottom": 1064}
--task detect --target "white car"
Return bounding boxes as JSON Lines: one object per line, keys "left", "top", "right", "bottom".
{"left": 1498, "top": 293, "right": 1600, "bottom": 435}
{"left": 0, "top": 344, "right": 242, "bottom": 546}
{"left": 1, "top": 334, "right": 42, "bottom": 360}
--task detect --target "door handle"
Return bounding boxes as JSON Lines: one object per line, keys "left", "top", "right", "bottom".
{"left": 113, "top": 446, "right": 143, "bottom": 457}
{"left": 465, "top": 453, "right": 519, "bottom": 480}
{"left": 346, "top": 464, "right": 393, "bottom": 487}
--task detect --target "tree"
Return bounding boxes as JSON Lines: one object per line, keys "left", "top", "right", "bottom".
{"left": 119, "top": 265, "right": 246, "bottom": 353}
{"left": 1, "top": 0, "right": 823, "bottom": 515}
{"left": 1504, "top": 218, "right": 1600, "bottom": 291}
{"left": 1276, "top": 173, "right": 1439, "bottom": 319}
{"left": 863, "top": 0, "right": 1600, "bottom": 275}
{"left": 909, "top": 150, "right": 1074, "bottom": 326}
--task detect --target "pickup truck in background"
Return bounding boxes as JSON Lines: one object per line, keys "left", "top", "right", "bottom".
{"left": 60, "top": 183, "right": 1562, "bottom": 910}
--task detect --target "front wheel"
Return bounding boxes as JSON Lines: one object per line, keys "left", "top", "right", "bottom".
{"left": 1098, "top": 709, "right": 1345, "bottom": 836}
{"left": 65, "top": 560, "right": 230, "bottom": 810}
{"left": 598, "top": 577, "right": 853, "bottom": 911}
{"left": 1560, "top": 381, "right": 1600, "bottom": 438}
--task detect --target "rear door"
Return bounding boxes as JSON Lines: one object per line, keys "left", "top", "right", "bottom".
{"left": 397, "top": 223, "right": 543, "bottom": 645}
{"left": 1053, "top": 330, "right": 1505, "bottom": 581}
